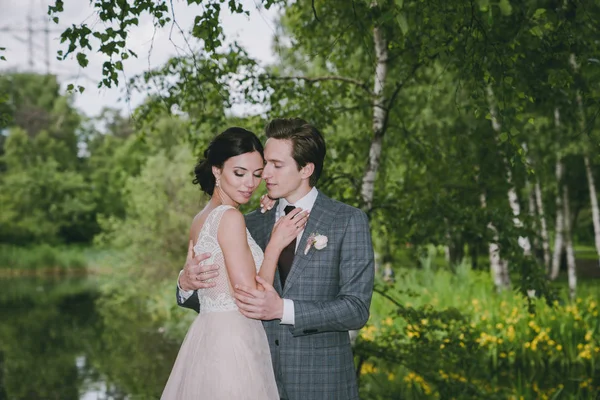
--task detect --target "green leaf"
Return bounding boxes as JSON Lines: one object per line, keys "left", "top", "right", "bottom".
{"left": 498, "top": 0, "right": 512, "bottom": 16}
{"left": 533, "top": 8, "right": 546, "bottom": 19}
{"left": 66, "top": 83, "right": 74, "bottom": 91}
{"left": 76, "top": 52, "right": 88, "bottom": 68}
{"left": 395, "top": 0, "right": 404, "bottom": 9}
{"left": 499, "top": 132, "right": 509, "bottom": 142}
{"left": 529, "top": 26, "right": 543, "bottom": 38}
{"left": 78, "top": 86, "right": 85, "bottom": 94}
{"left": 396, "top": 13, "right": 409, "bottom": 35}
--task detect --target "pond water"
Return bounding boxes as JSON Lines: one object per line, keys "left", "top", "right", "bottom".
{"left": 0, "top": 277, "right": 179, "bottom": 400}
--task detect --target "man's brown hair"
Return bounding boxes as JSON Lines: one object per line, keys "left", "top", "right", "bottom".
{"left": 264, "top": 118, "right": 326, "bottom": 187}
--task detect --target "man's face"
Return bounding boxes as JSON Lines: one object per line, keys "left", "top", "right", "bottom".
{"left": 262, "top": 138, "right": 307, "bottom": 203}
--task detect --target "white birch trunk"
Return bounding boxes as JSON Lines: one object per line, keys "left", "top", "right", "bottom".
{"left": 523, "top": 141, "right": 551, "bottom": 270}
{"left": 481, "top": 193, "right": 509, "bottom": 290}
{"left": 562, "top": 183, "right": 577, "bottom": 299}
{"left": 534, "top": 180, "right": 551, "bottom": 270}
{"left": 528, "top": 184, "right": 537, "bottom": 219}
{"left": 486, "top": 86, "right": 532, "bottom": 256}
{"left": 551, "top": 158, "right": 565, "bottom": 280}
{"left": 507, "top": 179, "right": 532, "bottom": 255}
{"left": 583, "top": 155, "right": 600, "bottom": 267}
{"left": 528, "top": 183, "right": 541, "bottom": 251}
{"left": 360, "top": 24, "right": 387, "bottom": 210}
{"left": 354, "top": 13, "right": 388, "bottom": 345}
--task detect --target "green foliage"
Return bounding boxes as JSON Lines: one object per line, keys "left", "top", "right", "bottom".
{"left": 96, "top": 144, "right": 204, "bottom": 281}
{"left": 48, "top": 0, "right": 265, "bottom": 89}
{"left": 356, "top": 265, "right": 600, "bottom": 399}
{"left": 0, "top": 128, "right": 96, "bottom": 244}
{"left": 0, "top": 74, "right": 80, "bottom": 154}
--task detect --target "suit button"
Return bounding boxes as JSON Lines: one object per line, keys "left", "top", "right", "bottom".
{"left": 275, "top": 340, "right": 279, "bottom": 346}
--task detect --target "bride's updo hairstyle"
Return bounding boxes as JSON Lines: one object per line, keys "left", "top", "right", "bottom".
{"left": 193, "top": 127, "right": 264, "bottom": 195}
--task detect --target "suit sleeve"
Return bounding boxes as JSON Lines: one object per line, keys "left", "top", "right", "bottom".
{"left": 176, "top": 285, "right": 200, "bottom": 313}
{"left": 291, "top": 209, "right": 374, "bottom": 336}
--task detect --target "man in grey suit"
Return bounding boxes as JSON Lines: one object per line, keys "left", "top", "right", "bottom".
{"left": 177, "top": 118, "right": 374, "bottom": 400}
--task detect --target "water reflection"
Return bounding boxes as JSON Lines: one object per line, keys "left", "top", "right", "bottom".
{"left": 0, "top": 277, "right": 179, "bottom": 400}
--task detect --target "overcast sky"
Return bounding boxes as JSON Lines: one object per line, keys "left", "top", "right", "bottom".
{"left": 0, "top": 0, "right": 277, "bottom": 117}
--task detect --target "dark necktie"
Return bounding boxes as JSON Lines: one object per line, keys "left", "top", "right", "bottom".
{"left": 278, "top": 205, "right": 296, "bottom": 288}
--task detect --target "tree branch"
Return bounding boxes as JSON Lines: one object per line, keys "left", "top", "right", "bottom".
{"left": 378, "top": 61, "right": 422, "bottom": 137}
{"left": 312, "top": 0, "right": 320, "bottom": 22}
{"left": 267, "top": 75, "right": 373, "bottom": 95}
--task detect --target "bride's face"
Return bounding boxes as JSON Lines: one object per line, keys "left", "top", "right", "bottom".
{"left": 213, "top": 151, "right": 264, "bottom": 206}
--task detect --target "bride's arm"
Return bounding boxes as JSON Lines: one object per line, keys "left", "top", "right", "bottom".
{"left": 219, "top": 208, "right": 308, "bottom": 288}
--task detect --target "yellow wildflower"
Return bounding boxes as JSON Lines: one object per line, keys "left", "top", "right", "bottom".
{"left": 361, "top": 362, "right": 378, "bottom": 375}
{"left": 360, "top": 325, "right": 377, "bottom": 341}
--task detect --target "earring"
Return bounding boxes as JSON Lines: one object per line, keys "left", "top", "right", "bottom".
{"left": 216, "top": 178, "right": 220, "bottom": 187}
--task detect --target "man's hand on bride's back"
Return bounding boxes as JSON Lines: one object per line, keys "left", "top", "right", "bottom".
{"left": 179, "top": 240, "right": 220, "bottom": 291}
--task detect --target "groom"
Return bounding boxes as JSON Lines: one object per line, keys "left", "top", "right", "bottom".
{"left": 177, "top": 118, "right": 374, "bottom": 400}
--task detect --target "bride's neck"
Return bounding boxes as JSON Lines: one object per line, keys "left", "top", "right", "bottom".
{"left": 210, "top": 188, "right": 238, "bottom": 209}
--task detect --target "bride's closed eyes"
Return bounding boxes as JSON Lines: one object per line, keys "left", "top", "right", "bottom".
{"left": 234, "top": 170, "right": 263, "bottom": 178}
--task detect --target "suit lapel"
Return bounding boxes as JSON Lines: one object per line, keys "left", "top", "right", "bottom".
{"left": 259, "top": 201, "right": 282, "bottom": 293}
{"left": 282, "top": 193, "right": 336, "bottom": 297}
{"left": 261, "top": 200, "right": 278, "bottom": 248}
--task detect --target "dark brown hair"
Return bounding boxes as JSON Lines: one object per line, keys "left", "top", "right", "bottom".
{"left": 264, "top": 118, "right": 326, "bottom": 187}
{"left": 193, "top": 127, "right": 264, "bottom": 195}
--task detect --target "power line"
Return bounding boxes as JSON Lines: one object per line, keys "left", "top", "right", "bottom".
{"left": 1, "top": 0, "right": 64, "bottom": 74}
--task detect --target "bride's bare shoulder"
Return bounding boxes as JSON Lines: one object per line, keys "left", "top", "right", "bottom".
{"left": 219, "top": 207, "right": 246, "bottom": 231}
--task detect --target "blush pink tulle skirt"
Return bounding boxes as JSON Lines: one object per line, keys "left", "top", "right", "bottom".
{"left": 161, "top": 310, "right": 279, "bottom": 400}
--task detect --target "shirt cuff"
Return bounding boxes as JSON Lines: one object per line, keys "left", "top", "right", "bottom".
{"left": 280, "top": 298, "right": 295, "bottom": 325}
{"left": 177, "top": 270, "right": 194, "bottom": 302}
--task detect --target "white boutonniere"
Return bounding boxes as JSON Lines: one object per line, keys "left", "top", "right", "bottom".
{"left": 304, "top": 233, "right": 328, "bottom": 255}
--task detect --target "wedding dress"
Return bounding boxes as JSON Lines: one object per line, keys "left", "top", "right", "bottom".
{"left": 161, "top": 205, "right": 278, "bottom": 399}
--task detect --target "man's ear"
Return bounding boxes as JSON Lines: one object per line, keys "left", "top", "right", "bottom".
{"left": 300, "top": 163, "right": 315, "bottom": 181}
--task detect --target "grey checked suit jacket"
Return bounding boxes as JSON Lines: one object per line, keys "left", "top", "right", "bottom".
{"left": 178, "top": 192, "right": 375, "bottom": 400}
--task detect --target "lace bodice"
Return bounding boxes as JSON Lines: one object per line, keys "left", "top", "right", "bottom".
{"left": 193, "top": 205, "right": 264, "bottom": 313}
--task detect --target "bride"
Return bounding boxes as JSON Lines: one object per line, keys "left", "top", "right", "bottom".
{"left": 161, "top": 127, "right": 308, "bottom": 399}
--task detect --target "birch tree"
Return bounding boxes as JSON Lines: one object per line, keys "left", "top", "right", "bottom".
{"left": 562, "top": 181, "right": 577, "bottom": 299}
{"left": 570, "top": 54, "right": 600, "bottom": 268}
{"left": 550, "top": 157, "right": 565, "bottom": 280}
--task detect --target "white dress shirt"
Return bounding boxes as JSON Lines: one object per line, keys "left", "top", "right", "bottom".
{"left": 276, "top": 187, "right": 319, "bottom": 325}
{"left": 177, "top": 187, "right": 320, "bottom": 326}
